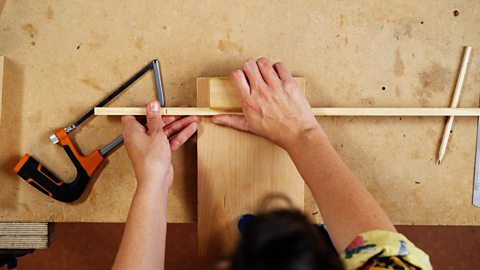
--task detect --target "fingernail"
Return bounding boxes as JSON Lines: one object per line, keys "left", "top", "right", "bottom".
{"left": 211, "top": 117, "right": 220, "bottom": 124}
{"left": 149, "top": 101, "right": 159, "bottom": 112}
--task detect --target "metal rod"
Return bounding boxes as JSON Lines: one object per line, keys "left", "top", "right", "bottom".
{"left": 153, "top": 60, "right": 165, "bottom": 107}
{"left": 100, "top": 135, "right": 124, "bottom": 156}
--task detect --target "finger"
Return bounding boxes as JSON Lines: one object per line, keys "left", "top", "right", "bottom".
{"left": 170, "top": 122, "right": 198, "bottom": 151}
{"left": 164, "top": 116, "right": 199, "bottom": 138}
{"left": 243, "top": 59, "right": 267, "bottom": 89}
{"left": 162, "top": 115, "right": 182, "bottom": 126}
{"left": 256, "top": 57, "right": 281, "bottom": 86}
{"left": 146, "top": 100, "right": 165, "bottom": 135}
{"left": 211, "top": 115, "right": 248, "bottom": 132}
{"left": 231, "top": 69, "right": 251, "bottom": 99}
{"left": 273, "top": 62, "right": 293, "bottom": 81}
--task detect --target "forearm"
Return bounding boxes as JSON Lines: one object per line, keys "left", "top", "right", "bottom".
{"left": 112, "top": 181, "right": 169, "bottom": 270}
{"left": 286, "top": 127, "right": 395, "bottom": 252}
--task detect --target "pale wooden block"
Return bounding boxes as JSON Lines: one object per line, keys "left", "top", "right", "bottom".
{"left": 197, "top": 78, "right": 305, "bottom": 256}
{"left": 207, "top": 77, "right": 305, "bottom": 109}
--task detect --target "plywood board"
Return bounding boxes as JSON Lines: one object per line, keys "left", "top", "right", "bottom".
{"left": 197, "top": 78, "right": 305, "bottom": 256}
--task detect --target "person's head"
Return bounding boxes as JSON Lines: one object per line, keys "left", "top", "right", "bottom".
{"left": 229, "top": 197, "right": 343, "bottom": 270}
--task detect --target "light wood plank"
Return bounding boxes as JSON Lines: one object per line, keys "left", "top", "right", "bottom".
{"left": 207, "top": 77, "right": 305, "bottom": 108}
{"left": 95, "top": 107, "right": 480, "bottom": 116}
{"left": 197, "top": 78, "right": 305, "bottom": 256}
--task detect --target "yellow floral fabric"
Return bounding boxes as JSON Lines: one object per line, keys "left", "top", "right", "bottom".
{"left": 339, "top": 230, "right": 432, "bottom": 270}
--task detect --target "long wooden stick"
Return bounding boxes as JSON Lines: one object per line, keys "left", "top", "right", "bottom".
{"left": 94, "top": 107, "right": 480, "bottom": 116}
{"left": 437, "top": 46, "right": 472, "bottom": 164}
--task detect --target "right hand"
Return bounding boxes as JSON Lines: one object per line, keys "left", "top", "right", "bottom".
{"left": 211, "top": 58, "right": 320, "bottom": 150}
{"left": 122, "top": 101, "right": 198, "bottom": 191}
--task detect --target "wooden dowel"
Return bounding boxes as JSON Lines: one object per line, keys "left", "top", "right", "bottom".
{"left": 94, "top": 107, "right": 480, "bottom": 116}
{"left": 437, "top": 46, "right": 472, "bottom": 164}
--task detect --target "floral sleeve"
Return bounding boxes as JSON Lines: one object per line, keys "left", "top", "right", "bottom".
{"left": 339, "top": 230, "right": 432, "bottom": 270}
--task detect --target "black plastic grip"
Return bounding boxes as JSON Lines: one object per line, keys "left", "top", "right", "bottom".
{"left": 16, "top": 150, "right": 90, "bottom": 202}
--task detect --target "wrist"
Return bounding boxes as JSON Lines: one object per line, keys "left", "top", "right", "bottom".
{"left": 284, "top": 125, "right": 327, "bottom": 154}
{"left": 135, "top": 174, "right": 171, "bottom": 196}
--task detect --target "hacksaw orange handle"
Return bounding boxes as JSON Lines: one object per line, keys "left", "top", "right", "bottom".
{"left": 53, "top": 128, "right": 104, "bottom": 176}
{"left": 12, "top": 129, "right": 104, "bottom": 202}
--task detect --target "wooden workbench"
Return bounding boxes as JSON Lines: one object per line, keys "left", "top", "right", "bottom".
{"left": 0, "top": 1, "right": 479, "bottom": 224}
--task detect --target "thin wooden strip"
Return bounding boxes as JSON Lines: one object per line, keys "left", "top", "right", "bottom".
{"left": 94, "top": 107, "right": 480, "bottom": 116}
{"left": 310, "top": 107, "right": 480, "bottom": 116}
{"left": 94, "top": 107, "right": 242, "bottom": 116}
{"left": 437, "top": 46, "right": 472, "bottom": 164}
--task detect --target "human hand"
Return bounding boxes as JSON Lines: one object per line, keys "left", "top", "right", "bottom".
{"left": 211, "top": 58, "right": 320, "bottom": 151}
{"left": 122, "top": 101, "right": 198, "bottom": 191}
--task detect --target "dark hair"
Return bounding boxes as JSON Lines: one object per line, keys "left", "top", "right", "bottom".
{"left": 229, "top": 209, "right": 343, "bottom": 270}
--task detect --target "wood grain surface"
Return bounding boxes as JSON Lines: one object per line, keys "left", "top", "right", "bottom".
{"left": 196, "top": 78, "right": 304, "bottom": 256}
{"left": 0, "top": 1, "right": 479, "bottom": 224}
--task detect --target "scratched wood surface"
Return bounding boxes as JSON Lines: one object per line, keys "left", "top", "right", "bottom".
{"left": 0, "top": 1, "right": 479, "bottom": 224}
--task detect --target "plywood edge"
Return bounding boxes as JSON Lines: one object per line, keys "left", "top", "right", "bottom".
{"left": 0, "top": 222, "right": 54, "bottom": 249}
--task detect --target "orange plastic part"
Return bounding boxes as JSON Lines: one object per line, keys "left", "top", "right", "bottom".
{"left": 13, "top": 153, "right": 31, "bottom": 174}
{"left": 54, "top": 128, "right": 104, "bottom": 177}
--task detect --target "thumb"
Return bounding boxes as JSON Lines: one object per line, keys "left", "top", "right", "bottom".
{"left": 146, "top": 100, "right": 165, "bottom": 135}
{"left": 211, "top": 115, "right": 248, "bottom": 132}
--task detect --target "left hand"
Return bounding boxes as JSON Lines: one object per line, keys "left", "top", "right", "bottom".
{"left": 122, "top": 101, "right": 198, "bottom": 191}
